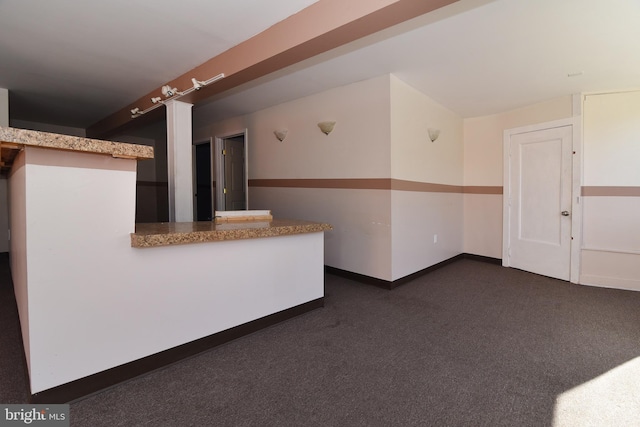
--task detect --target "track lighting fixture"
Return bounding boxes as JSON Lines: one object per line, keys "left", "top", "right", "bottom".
{"left": 130, "top": 73, "right": 226, "bottom": 119}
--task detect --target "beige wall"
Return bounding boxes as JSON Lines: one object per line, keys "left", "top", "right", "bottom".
{"left": 581, "top": 90, "right": 640, "bottom": 290}
{"left": 195, "top": 75, "right": 466, "bottom": 281}
{"left": 248, "top": 75, "right": 391, "bottom": 180}
{"left": 390, "top": 76, "right": 463, "bottom": 184}
{"left": 194, "top": 76, "right": 639, "bottom": 291}
{"left": 390, "top": 76, "right": 464, "bottom": 279}
{"left": 0, "top": 88, "right": 8, "bottom": 252}
{"left": 197, "top": 75, "right": 394, "bottom": 279}
{"left": 583, "top": 91, "right": 640, "bottom": 186}
{"left": 462, "top": 96, "right": 573, "bottom": 258}
{"left": 251, "top": 187, "right": 392, "bottom": 279}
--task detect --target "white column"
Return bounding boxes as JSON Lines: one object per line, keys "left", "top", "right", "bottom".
{"left": 165, "top": 100, "right": 194, "bottom": 222}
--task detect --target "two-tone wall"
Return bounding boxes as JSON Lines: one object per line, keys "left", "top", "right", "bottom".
{"left": 194, "top": 76, "right": 638, "bottom": 290}
{"left": 462, "top": 96, "right": 574, "bottom": 258}
{"left": 462, "top": 91, "right": 640, "bottom": 291}
{"left": 390, "top": 76, "right": 463, "bottom": 280}
{"left": 580, "top": 91, "right": 640, "bottom": 290}
{"left": 195, "top": 74, "right": 465, "bottom": 281}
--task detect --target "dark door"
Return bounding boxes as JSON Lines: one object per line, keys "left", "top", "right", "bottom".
{"left": 195, "top": 143, "right": 212, "bottom": 221}
{"left": 223, "top": 137, "right": 246, "bottom": 210}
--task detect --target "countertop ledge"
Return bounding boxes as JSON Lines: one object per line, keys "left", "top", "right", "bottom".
{"left": 0, "top": 126, "right": 154, "bottom": 162}
{"left": 131, "top": 219, "right": 332, "bottom": 248}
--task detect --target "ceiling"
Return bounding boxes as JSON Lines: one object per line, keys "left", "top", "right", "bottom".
{"left": 2, "top": 0, "right": 640, "bottom": 132}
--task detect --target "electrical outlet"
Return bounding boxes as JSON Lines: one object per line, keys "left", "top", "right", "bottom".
{"left": 433, "top": 234, "right": 438, "bottom": 243}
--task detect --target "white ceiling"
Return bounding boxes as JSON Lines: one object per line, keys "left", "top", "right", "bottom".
{"left": 2, "top": 0, "right": 640, "bottom": 131}
{"left": 0, "top": 0, "right": 319, "bottom": 127}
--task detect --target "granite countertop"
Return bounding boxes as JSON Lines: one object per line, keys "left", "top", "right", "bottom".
{"left": 0, "top": 126, "right": 154, "bottom": 173}
{"left": 131, "top": 219, "right": 333, "bottom": 248}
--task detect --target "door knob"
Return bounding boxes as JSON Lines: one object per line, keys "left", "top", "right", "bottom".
{"left": 561, "top": 211, "right": 570, "bottom": 216}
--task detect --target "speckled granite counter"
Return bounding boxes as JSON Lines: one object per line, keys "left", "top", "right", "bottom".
{"left": 0, "top": 126, "right": 153, "bottom": 173}
{"left": 131, "top": 219, "right": 332, "bottom": 248}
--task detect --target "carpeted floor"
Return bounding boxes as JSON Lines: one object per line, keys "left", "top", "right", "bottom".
{"left": 1, "top": 256, "right": 639, "bottom": 426}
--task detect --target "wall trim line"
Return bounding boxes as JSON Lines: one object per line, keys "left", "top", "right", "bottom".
{"left": 249, "top": 178, "right": 502, "bottom": 194}
{"left": 581, "top": 186, "right": 640, "bottom": 197}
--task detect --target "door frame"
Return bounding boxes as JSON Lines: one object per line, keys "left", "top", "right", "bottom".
{"left": 214, "top": 129, "right": 248, "bottom": 212}
{"left": 192, "top": 138, "right": 214, "bottom": 220}
{"left": 502, "top": 117, "right": 582, "bottom": 283}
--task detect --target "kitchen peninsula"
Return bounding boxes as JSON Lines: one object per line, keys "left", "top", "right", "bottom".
{"left": 1, "top": 127, "right": 331, "bottom": 403}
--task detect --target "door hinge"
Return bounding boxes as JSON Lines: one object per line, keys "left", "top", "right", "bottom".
{"left": 223, "top": 188, "right": 227, "bottom": 194}
{"left": 222, "top": 149, "right": 227, "bottom": 156}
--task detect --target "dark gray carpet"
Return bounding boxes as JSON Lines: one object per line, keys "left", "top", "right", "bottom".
{"left": 2, "top": 257, "right": 639, "bottom": 426}
{"left": 0, "top": 253, "right": 30, "bottom": 404}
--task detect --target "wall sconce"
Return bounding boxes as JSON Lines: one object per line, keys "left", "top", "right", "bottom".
{"left": 318, "top": 121, "right": 336, "bottom": 135}
{"left": 274, "top": 129, "right": 288, "bottom": 141}
{"left": 428, "top": 128, "right": 441, "bottom": 142}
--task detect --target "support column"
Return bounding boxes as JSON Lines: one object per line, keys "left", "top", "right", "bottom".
{"left": 165, "top": 100, "right": 194, "bottom": 222}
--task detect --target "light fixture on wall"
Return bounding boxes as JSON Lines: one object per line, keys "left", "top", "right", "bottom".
{"left": 274, "top": 129, "right": 288, "bottom": 141}
{"left": 318, "top": 121, "right": 336, "bottom": 135}
{"left": 130, "top": 73, "right": 226, "bottom": 118}
{"left": 428, "top": 128, "right": 441, "bottom": 142}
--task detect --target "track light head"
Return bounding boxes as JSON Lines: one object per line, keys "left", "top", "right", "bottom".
{"left": 161, "top": 85, "right": 178, "bottom": 97}
{"left": 191, "top": 78, "right": 205, "bottom": 90}
{"left": 151, "top": 97, "right": 162, "bottom": 104}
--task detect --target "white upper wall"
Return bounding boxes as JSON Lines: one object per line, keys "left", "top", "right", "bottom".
{"left": 583, "top": 90, "right": 640, "bottom": 186}
{"left": 390, "top": 75, "right": 463, "bottom": 185}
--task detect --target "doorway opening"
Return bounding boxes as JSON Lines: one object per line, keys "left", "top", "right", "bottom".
{"left": 214, "top": 130, "right": 248, "bottom": 212}
{"left": 193, "top": 139, "right": 213, "bottom": 221}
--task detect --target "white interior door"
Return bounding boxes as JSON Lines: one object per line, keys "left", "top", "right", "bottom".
{"left": 505, "top": 125, "right": 573, "bottom": 280}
